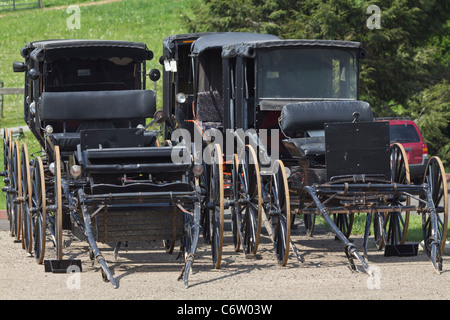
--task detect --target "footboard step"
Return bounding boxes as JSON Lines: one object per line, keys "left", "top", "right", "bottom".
{"left": 44, "top": 260, "right": 82, "bottom": 273}
{"left": 384, "top": 244, "right": 418, "bottom": 257}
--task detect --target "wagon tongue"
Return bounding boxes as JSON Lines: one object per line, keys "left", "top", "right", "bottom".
{"left": 384, "top": 244, "right": 418, "bottom": 257}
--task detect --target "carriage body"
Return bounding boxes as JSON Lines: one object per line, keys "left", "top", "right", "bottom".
{"left": 162, "top": 32, "right": 447, "bottom": 273}
{"left": 6, "top": 39, "right": 203, "bottom": 288}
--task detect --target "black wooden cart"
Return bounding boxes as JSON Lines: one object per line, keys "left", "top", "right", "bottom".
{"left": 3, "top": 39, "right": 206, "bottom": 288}
{"left": 161, "top": 33, "right": 448, "bottom": 274}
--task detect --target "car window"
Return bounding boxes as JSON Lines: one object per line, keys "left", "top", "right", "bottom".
{"left": 390, "top": 124, "right": 420, "bottom": 143}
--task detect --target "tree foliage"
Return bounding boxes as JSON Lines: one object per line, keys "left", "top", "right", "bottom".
{"left": 186, "top": 0, "right": 449, "bottom": 162}
{"left": 407, "top": 81, "right": 450, "bottom": 166}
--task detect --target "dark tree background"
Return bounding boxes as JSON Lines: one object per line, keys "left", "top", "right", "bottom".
{"left": 185, "top": 0, "right": 449, "bottom": 165}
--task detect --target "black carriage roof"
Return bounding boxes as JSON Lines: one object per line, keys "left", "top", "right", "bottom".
{"left": 163, "top": 32, "right": 217, "bottom": 46}
{"left": 190, "top": 32, "right": 280, "bottom": 56}
{"left": 24, "top": 39, "right": 151, "bottom": 62}
{"left": 222, "top": 39, "right": 364, "bottom": 58}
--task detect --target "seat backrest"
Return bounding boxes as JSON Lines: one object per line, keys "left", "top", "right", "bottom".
{"left": 325, "top": 121, "right": 391, "bottom": 180}
{"left": 39, "top": 90, "right": 156, "bottom": 121}
{"left": 279, "top": 100, "right": 373, "bottom": 138}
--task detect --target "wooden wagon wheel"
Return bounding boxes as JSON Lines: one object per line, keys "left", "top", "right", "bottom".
{"left": 2, "top": 127, "right": 9, "bottom": 176}
{"left": 374, "top": 143, "right": 411, "bottom": 250}
{"left": 21, "top": 143, "right": 33, "bottom": 253}
{"left": 420, "top": 156, "right": 448, "bottom": 266}
{"left": 3, "top": 128, "right": 12, "bottom": 223}
{"left": 269, "top": 160, "right": 291, "bottom": 266}
{"left": 11, "top": 140, "right": 22, "bottom": 241}
{"left": 230, "top": 153, "right": 241, "bottom": 251}
{"left": 233, "top": 144, "right": 262, "bottom": 256}
{"left": 333, "top": 213, "right": 354, "bottom": 240}
{"left": 32, "top": 156, "right": 47, "bottom": 264}
{"left": 303, "top": 212, "right": 316, "bottom": 237}
{"left": 208, "top": 143, "right": 224, "bottom": 269}
{"left": 53, "top": 145, "right": 63, "bottom": 260}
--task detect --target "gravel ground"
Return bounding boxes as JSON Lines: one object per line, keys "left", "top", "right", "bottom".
{"left": 1, "top": 213, "right": 449, "bottom": 302}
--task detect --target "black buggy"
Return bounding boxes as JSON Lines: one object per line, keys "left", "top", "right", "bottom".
{"left": 3, "top": 39, "right": 205, "bottom": 288}
{"left": 161, "top": 32, "right": 448, "bottom": 274}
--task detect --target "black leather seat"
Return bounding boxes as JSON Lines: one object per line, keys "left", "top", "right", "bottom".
{"left": 39, "top": 90, "right": 157, "bottom": 151}
{"left": 80, "top": 146, "right": 191, "bottom": 173}
{"left": 279, "top": 101, "right": 373, "bottom": 159}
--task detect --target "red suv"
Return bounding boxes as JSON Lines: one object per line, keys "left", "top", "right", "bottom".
{"left": 376, "top": 118, "right": 429, "bottom": 184}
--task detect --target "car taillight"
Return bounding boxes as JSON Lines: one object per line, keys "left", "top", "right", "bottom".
{"left": 422, "top": 144, "right": 428, "bottom": 155}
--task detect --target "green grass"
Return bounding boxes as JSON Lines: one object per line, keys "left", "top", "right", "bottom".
{"left": 0, "top": 1, "right": 444, "bottom": 243}
{"left": 314, "top": 212, "right": 430, "bottom": 242}
{"left": 0, "top": 0, "right": 198, "bottom": 209}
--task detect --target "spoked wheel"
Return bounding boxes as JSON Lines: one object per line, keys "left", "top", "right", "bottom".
{"left": 32, "top": 157, "right": 47, "bottom": 264}
{"left": 376, "top": 143, "right": 411, "bottom": 249}
{"left": 420, "top": 156, "right": 448, "bottom": 272}
{"left": 207, "top": 144, "right": 224, "bottom": 269}
{"left": 200, "top": 162, "right": 211, "bottom": 243}
{"left": 2, "top": 127, "right": 9, "bottom": 176}
{"left": 21, "top": 143, "right": 33, "bottom": 253}
{"left": 233, "top": 144, "right": 262, "bottom": 256}
{"left": 268, "top": 160, "right": 291, "bottom": 266}
{"left": 11, "top": 140, "right": 22, "bottom": 241}
{"left": 373, "top": 211, "right": 385, "bottom": 250}
{"left": 333, "top": 213, "right": 354, "bottom": 239}
{"left": 53, "top": 145, "right": 63, "bottom": 260}
{"left": 230, "top": 153, "right": 241, "bottom": 251}
{"left": 3, "top": 128, "right": 12, "bottom": 223}
{"left": 303, "top": 213, "right": 315, "bottom": 237}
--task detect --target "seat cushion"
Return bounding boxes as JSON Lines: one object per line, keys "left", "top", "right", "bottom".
{"left": 81, "top": 146, "right": 191, "bottom": 173}
{"left": 279, "top": 100, "right": 373, "bottom": 138}
{"left": 282, "top": 137, "right": 325, "bottom": 158}
{"left": 39, "top": 90, "right": 156, "bottom": 121}
{"left": 49, "top": 132, "right": 80, "bottom": 151}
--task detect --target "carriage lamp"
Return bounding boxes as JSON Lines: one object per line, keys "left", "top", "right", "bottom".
{"left": 29, "top": 101, "right": 36, "bottom": 115}
{"left": 49, "top": 162, "right": 55, "bottom": 174}
{"left": 192, "top": 164, "right": 204, "bottom": 177}
{"left": 176, "top": 93, "right": 186, "bottom": 104}
{"left": 70, "top": 165, "right": 82, "bottom": 179}
{"left": 284, "top": 166, "right": 291, "bottom": 178}
{"left": 45, "top": 125, "right": 54, "bottom": 134}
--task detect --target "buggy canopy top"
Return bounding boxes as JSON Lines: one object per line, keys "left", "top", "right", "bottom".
{"left": 23, "top": 39, "right": 152, "bottom": 62}
{"left": 190, "top": 32, "right": 280, "bottom": 56}
{"left": 222, "top": 39, "right": 365, "bottom": 59}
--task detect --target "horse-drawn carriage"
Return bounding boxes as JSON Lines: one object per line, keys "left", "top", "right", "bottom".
{"left": 2, "top": 33, "right": 447, "bottom": 289}
{"left": 161, "top": 32, "right": 448, "bottom": 274}
{"left": 3, "top": 39, "right": 207, "bottom": 288}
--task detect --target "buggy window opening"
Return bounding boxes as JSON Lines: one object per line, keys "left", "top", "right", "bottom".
{"left": 256, "top": 47, "right": 358, "bottom": 101}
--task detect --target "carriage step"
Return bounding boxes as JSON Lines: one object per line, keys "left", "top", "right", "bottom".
{"left": 44, "top": 259, "right": 82, "bottom": 273}
{"left": 384, "top": 244, "right": 418, "bottom": 257}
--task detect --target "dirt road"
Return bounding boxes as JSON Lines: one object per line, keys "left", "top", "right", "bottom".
{"left": 1, "top": 214, "right": 449, "bottom": 301}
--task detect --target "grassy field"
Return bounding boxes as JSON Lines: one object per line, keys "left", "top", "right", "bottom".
{"left": 0, "top": 0, "right": 438, "bottom": 242}
{"left": 0, "top": 0, "right": 197, "bottom": 210}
